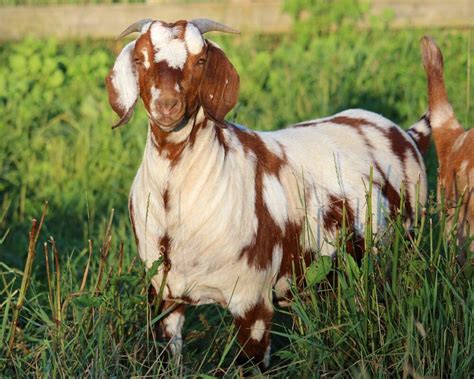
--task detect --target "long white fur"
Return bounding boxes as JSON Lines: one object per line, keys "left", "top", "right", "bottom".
{"left": 111, "top": 41, "right": 138, "bottom": 112}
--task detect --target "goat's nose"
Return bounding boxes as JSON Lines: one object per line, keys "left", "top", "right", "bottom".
{"left": 157, "top": 97, "right": 180, "bottom": 116}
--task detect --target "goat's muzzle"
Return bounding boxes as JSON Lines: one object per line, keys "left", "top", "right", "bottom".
{"left": 151, "top": 93, "right": 186, "bottom": 131}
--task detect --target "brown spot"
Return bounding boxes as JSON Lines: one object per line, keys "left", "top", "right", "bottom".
{"left": 372, "top": 160, "right": 413, "bottom": 221}
{"left": 323, "top": 195, "right": 355, "bottom": 232}
{"left": 158, "top": 234, "right": 172, "bottom": 271}
{"left": 234, "top": 128, "right": 288, "bottom": 270}
{"left": 150, "top": 123, "right": 186, "bottom": 163}
{"left": 322, "top": 194, "right": 365, "bottom": 263}
{"left": 277, "top": 222, "right": 303, "bottom": 280}
{"left": 234, "top": 129, "right": 285, "bottom": 176}
{"left": 163, "top": 187, "right": 170, "bottom": 212}
{"left": 213, "top": 122, "right": 230, "bottom": 155}
{"left": 233, "top": 298, "right": 273, "bottom": 369}
{"left": 200, "top": 41, "right": 240, "bottom": 122}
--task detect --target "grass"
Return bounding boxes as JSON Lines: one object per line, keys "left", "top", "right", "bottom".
{"left": 1, "top": 196, "right": 473, "bottom": 376}
{"left": 0, "top": 18, "right": 473, "bottom": 376}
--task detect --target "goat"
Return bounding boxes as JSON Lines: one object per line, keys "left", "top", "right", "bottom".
{"left": 421, "top": 36, "right": 474, "bottom": 262}
{"left": 105, "top": 18, "right": 430, "bottom": 369}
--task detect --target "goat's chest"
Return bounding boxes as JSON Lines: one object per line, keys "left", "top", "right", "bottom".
{"left": 129, "top": 139, "right": 261, "bottom": 303}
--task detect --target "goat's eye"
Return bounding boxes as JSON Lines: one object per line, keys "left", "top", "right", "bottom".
{"left": 197, "top": 58, "right": 206, "bottom": 66}
{"left": 134, "top": 58, "right": 143, "bottom": 66}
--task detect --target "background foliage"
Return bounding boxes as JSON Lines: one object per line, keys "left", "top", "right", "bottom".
{"left": 0, "top": 0, "right": 473, "bottom": 376}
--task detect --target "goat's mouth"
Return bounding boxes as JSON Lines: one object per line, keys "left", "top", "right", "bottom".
{"left": 150, "top": 112, "right": 188, "bottom": 132}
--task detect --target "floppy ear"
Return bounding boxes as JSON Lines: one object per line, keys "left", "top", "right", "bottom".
{"left": 200, "top": 41, "right": 240, "bottom": 122}
{"left": 105, "top": 41, "right": 139, "bottom": 128}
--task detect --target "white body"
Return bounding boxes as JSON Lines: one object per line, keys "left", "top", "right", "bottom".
{"left": 130, "top": 108, "right": 427, "bottom": 317}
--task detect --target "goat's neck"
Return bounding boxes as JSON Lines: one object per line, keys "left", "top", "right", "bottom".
{"left": 147, "top": 108, "right": 206, "bottom": 157}
{"left": 146, "top": 107, "right": 222, "bottom": 165}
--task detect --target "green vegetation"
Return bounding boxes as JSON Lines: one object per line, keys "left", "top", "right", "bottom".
{"left": 0, "top": 5, "right": 473, "bottom": 376}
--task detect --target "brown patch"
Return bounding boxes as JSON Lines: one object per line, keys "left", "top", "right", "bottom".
{"left": 213, "top": 122, "right": 230, "bottom": 155}
{"left": 158, "top": 234, "right": 172, "bottom": 271}
{"left": 364, "top": 161, "right": 411, "bottom": 223}
{"left": 234, "top": 128, "right": 287, "bottom": 270}
{"left": 200, "top": 41, "right": 240, "bottom": 122}
{"left": 233, "top": 298, "right": 273, "bottom": 369}
{"left": 323, "top": 195, "right": 355, "bottom": 232}
{"left": 322, "top": 194, "right": 365, "bottom": 263}
{"left": 234, "top": 130, "right": 285, "bottom": 175}
{"left": 159, "top": 300, "right": 186, "bottom": 340}
{"left": 387, "top": 124, "right": 423, "bottom": 169}
{"left": 327, "top": 116, "right": 379, "bottom": 151}
{"left": 329, "top": 116, "right": 377, "bottom": 129}
{"left": 277, "top": 222, "right": 303, "bottom": 280}
{"left": 149, "top": 117, "right": 208, "bottom": 166}
{"left": 163, "top": 187, "right": 170, "bottom": 212}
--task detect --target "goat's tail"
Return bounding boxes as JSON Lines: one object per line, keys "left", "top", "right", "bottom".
{"left": 420, "top": 36, "right": 461, "bottom": 132}
{"left": 407, "top": 114, "right": 431, "bottom": 156}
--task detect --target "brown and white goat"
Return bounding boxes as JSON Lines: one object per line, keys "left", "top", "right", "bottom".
{"left": 421, "top": 36, "right": 474, "bottom": 260}
{"left": 106, "top": 18, "right": 430, "bottom": 369}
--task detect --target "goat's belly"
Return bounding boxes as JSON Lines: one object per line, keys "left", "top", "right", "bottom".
{"left": 162, "top": 256, "right": 276, "bottom": 315}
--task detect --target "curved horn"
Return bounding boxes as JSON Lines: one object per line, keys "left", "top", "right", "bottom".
{"left": 190, "top": 18, "right": 240, "bottom": 35}
{"left": 116, "top": 19, "right": 153, "bottom": 40}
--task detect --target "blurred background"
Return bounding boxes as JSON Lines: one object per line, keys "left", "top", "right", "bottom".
{"left": 0, "top": 0, "right": 472, "bottom": 266}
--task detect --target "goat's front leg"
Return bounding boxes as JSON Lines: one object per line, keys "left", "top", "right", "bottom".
{"left": 233, "top": 298, "right": 273, "bottom": 371}
{"left": 158, "top": 300, "right": 186, "bottom": 359}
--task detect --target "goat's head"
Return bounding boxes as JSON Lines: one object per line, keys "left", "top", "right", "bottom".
{"left": 106, "top": 19, "right": 240, "bottom": 131}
